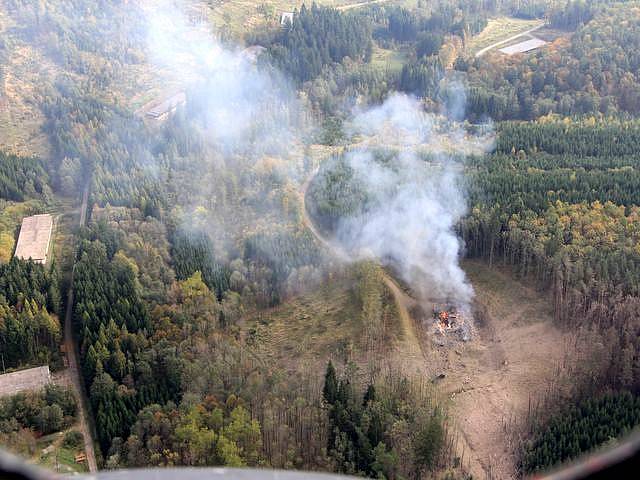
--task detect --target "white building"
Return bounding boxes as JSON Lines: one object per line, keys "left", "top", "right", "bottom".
{"left": 280, "top": 12, "right": 294, "bottom": 26}
{"left": 14, "top": 214, "right": 53, "bottom": 264}
{"left": 0, "top": 366, "right": 51, "bottom": 397}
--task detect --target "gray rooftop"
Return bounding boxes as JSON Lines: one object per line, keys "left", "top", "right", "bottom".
{"left": 14, "top": 214, "right": 53, "bottom": 264}
{"left": 0, "top": 366, "right": 51, "bottom": 397}
{"left": 145, "top": 92, "right": 187, "bottom": 119}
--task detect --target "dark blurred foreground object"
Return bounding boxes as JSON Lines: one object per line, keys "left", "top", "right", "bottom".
{"left": 1, "top": 431, "right": 639, "bottom": 480}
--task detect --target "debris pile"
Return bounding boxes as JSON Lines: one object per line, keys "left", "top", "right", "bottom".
{"left": 430, "top": 303, "right": 471, "bottom": 343}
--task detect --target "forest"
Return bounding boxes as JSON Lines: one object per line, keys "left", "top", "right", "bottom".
{"left": 0, "top": 258, "right": 61, "bottom": 369}
{"left": 463, "top": 2, "right": 640, "bottom": 119}
{"left": 0, "top": 384, "right": 78, "bottom": 458}
{"left": 0, "top": 152, "right": 50, "bottom": 202}
{"left": 520, "top": 391, "right": 640, "bottom": 473}
{"left": 266, "top": 4, "right": 373, "bottom": 83}
{"left": 1, "top": 0, "right": 640, "bottom": 478}
{"left": 305, "top": 113, "right": 640, "bottom": 473}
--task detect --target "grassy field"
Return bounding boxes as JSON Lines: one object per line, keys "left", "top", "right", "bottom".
{"left": 246, "top": 276, "right": 363, "bottom": 368}
{"left": 209, "top": 0, "right": 385, "bottom": 38}
{"left": 48, "top": 197, "right": 79, "bottom": 286}
{"left": 245, "top": 272, "right": 399, "bottom": 375}
{"left": 35, "top": 430, "right": 88, "bottom": 475}
{"left": 467, "top": 16, "right": 544, "bottom": 56}
{"left": 370, "top": 45, "right": 410, "bottom": 72}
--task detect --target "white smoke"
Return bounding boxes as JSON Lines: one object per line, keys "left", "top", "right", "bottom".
{"left": 141, "top": 2, "right": 494, "bottom": 306}
{"left": 337, "top": 94, "right": 493, "bottom": 306}
{"left": 142, "top": 0, "right": 302, "bottom": 157}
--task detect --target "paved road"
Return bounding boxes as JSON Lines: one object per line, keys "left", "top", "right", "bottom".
{"left": 474, "top": 22, "right": 545, "bottom": 58}
{"left": 63, "top": 183, "right": 97, "bottom": 473}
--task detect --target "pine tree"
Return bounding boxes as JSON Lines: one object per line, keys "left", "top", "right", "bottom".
{"left": 323, "top": 361, "right": 338, "bottom": 405}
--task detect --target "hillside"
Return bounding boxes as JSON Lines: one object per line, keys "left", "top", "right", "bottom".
{"left": 1, "top": 0, "right": 640, "bottom": 479}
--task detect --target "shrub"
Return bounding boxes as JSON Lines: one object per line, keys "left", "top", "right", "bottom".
{"left": 63, "top": 430, "right": 84, "bottom": 449}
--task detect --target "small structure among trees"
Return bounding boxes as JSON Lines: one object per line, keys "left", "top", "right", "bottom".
{"left": 143, "top": 92, "right": 186, "bottom": 122}
{"left": 280, "top": 11, "right": 294, "bottom": 26}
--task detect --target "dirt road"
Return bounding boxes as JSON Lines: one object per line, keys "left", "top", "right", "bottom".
{"left": 475, "top": 22, "right": 545, "bottom": 57}
{"left": 336, "top": 0, "right": 390, "bottom": 11}
{"left": 299, "top": 170, "right": 427, "bottom": 365}
{"left": 298, "top": 170, "right": 568, "bottom": 478}
{"left": 62, "top": 184, "right": 97, "bottom": 473}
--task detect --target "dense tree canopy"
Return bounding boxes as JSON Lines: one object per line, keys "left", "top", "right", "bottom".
{"left": 267, "top": 4, "right": 373, "bottom": 83}
{"left": 0, "top": 152, "right": 50, "bottom": 202}
{"left": 464, "top": 4, "right": 640, "bottom": 119}
{"left": 521, "top": 391, "right": 640, "bottom": 474}
{"left": 0, "top": 258, "right": 61, "bottom": 369}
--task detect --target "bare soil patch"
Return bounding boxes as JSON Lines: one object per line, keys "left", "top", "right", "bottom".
{"left": 432, "top": 259, "right": 571, "bottom": 478}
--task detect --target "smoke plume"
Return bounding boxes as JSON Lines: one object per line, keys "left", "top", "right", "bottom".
{"left": 142, "top": 2, "right": 493, "bottom": 306}
{"left": 337, "top": 93, "right": 493, "bottom": 306}
{"left": 143, "top": 0, "right": 303, "bottom": 158}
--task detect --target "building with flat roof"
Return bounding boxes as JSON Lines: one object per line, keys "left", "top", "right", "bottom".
{"left": 499, "top": 38, "right": 547, "bottom": 55}
{"left": 14, "top": 214, "right": 53, "bottom": 264}
{"left": 145, "top": 92, "right": 187, "bottom": 121}
{"left": 0, "top": 366, "right": 51, "bottom": 397}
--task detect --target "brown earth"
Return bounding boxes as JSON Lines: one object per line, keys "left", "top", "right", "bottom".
{"left": 438, "top": 259, "right": 572, "bottom": 479}
{"left": 299, "top": 167, "right": 570, "bottom": 478}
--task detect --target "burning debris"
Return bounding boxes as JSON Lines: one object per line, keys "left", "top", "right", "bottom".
{"left": 410, "top": 300, "right": 473, "bottom": 344}
{"left": 431, "top": 303, "right": 472, "bottom": 343}
{"left": 435, "top": 304, "right": 458, "bottom": 329}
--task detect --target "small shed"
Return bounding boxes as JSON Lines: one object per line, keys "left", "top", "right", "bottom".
{"left": 280, "top": 12, "right": 294, "bottom": 26}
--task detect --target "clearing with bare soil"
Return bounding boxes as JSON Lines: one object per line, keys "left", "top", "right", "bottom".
{"left": 299, "top": 165, "right": 570, "bottom": 478}
{"left": 438, "top": 259, "right": 572, "bottom": 479}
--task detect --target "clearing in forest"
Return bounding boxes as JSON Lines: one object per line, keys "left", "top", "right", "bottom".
{"left": 244, "top": 274, "right": 402, "bottom": 377}
{"left": 298, "top": 165, "right": 429, "bottom": 377}
{"left": 370, "top": 45, "right": 410, "bottom": 72}
{"left": 438, "top": 259, "right": 571, "bottom": 479}
{"left": 0, "top": 39, "right": 53, "bottom": 158}
{"left": 209, "top": 0, "right": 373, "bottom": 37}
{"left": 468, "top": 16, "right": 544, "bottom": 57}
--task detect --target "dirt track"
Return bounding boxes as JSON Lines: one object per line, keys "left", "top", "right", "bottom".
{"left": 299, "top": 170, "right": 427, "bottom": 364}
{"left": 62, "top": 184, "right": 97, "bottom": 473}
{"left": 298, "top": 170, "right": 568, "bottom": 478}
{"left": 336, "top": 0, "right": 390, "bottom": 11}
{"left": 440, "top": 260, "right": 571, "bottom": 478}
{"left": 475, "top": 22, "right": 545, "bottom": 57}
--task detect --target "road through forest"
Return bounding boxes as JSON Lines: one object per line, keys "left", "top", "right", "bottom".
{"left": 298, "top": 169, "right": 567, "bottom": 479}
{"left": 62, "top": 184, "right": 97, "bottom": 473}
{"left": 336, "top": 0, "right": 390, "bottom": 11}
{"left": 299, "top": 170, "right": 426, "bottom": 364}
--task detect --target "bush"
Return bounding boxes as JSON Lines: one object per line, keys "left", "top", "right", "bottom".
{"left": 38, "top": 404, "right": 64, "bottom": 434}
{"left": 63, "top": 430, "right": 84, "bottom": 449}
{"left": 44, "top": 384, "right": 78, "bottom": 417}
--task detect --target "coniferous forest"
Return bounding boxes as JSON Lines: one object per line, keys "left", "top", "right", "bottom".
{"left": 1, "top": 0, "right": 640, "bottom": 478}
